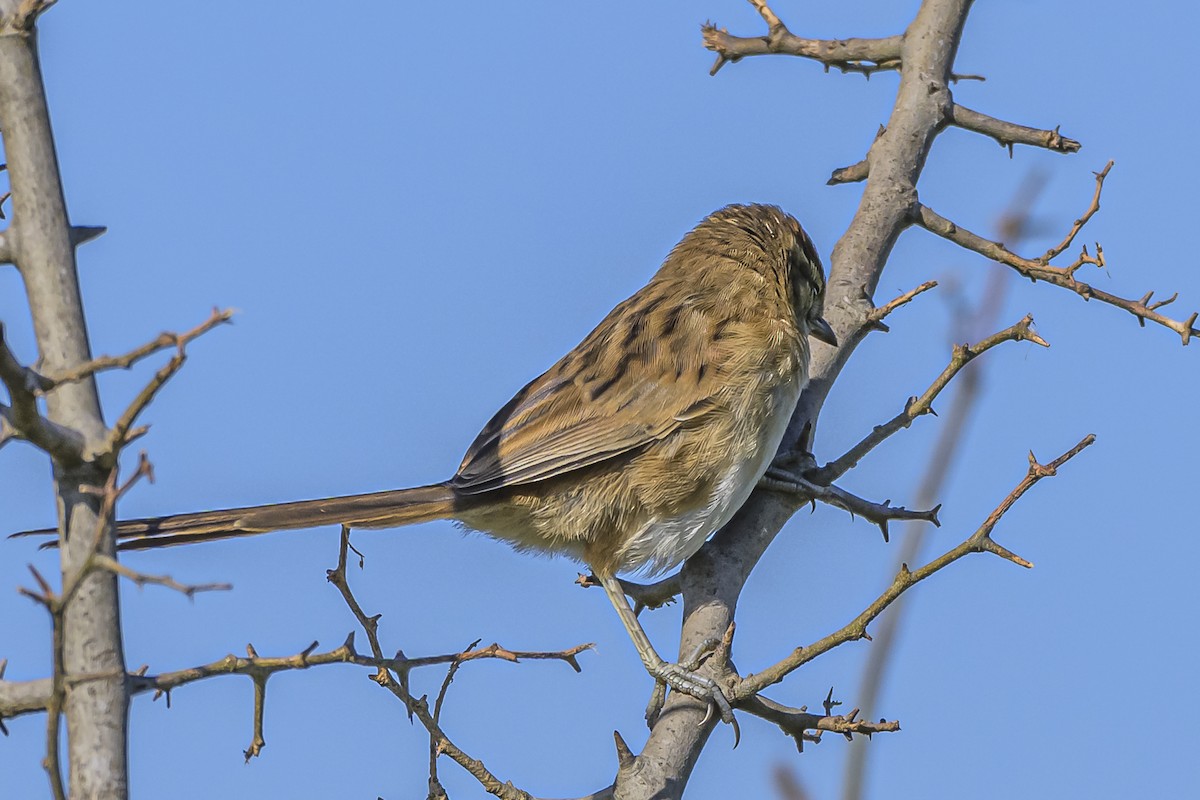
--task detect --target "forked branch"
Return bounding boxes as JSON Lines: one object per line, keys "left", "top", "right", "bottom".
{"left": 702, "top": 0, "right": 902, "bottom": 77}
{"left": 43, "top": 307, "right": 232, "bottom": 390}
{"left": 915, "top": 162, "right": 1200, "bottom": 344}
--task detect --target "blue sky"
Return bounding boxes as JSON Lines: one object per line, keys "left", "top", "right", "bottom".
{"left": 2, "top": 2, "right": 1198, "bottom": 798}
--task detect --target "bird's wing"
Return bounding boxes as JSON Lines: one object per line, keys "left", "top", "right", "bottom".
{"left": 451, "top": 285, "right": 725, "bottom": 494}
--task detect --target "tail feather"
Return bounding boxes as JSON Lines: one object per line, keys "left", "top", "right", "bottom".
{"left": 10, "top": 483, "right": 459, "bottom": 550}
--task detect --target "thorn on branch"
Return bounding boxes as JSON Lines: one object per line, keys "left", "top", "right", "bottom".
{"left": 950, "top": 104, "right": 1081, "bottom": 155}
{"left": 700, "top": 3, "right": 903, "bottom": 79}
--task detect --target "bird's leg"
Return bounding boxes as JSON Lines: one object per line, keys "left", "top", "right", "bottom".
{"left": 597, "top": 572, "right": 734, "bottom": 727}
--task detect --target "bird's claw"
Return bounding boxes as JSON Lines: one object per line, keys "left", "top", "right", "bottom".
{"left": 648, "top": 662, "right": 735, "bottom": 727}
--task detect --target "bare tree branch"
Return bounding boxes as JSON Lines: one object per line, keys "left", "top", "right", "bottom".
{"left": 863, "top": 280, "right": 939, "bottom": 333}
{"left": 0, "top": 322, "right": 85, "bottom": 461}
{"left": 42, "top": 307, "right": 233, "bottom": 391}
{"left": 90, "top": 554, "right": 231, "bottom": 598}
{"left": 735, "top": 436, "right": 1094, "bottom": 697}
{"left": 950, "top": 104, "right": 1080, "bottom": 154}
{"left": 103, "top": 312, "right": 232, "bottom": 455}
{"left": 807, "top": 315, "right": 1049, "bottom": 486}
{"left": 757, "top": 468, "right": 941, "bottom": 541}
{"left": 1, "top": 631, "right": 594, "bottom": 720}
{"left": 325, "top": 527, "right": 576, "bottom": 800}
{"left": 739, "top": 694, "right": 899, "bottom": 752}
{"left": 915, "top": 162, "right": 1200, "bottom": 344}
{"left": 701, "top": 1, "right": 902, "bottom": 78}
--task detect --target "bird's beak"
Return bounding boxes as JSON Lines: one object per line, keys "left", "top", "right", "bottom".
{"left": 809, "top": 316, "right": 837, "bottom": 347}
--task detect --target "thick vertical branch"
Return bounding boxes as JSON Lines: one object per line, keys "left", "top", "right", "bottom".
{"left": 615, "top": 2, "right": 974, "bottom": 797}
{"left": 0, "top": 6, "right": 129, "bottom": 798}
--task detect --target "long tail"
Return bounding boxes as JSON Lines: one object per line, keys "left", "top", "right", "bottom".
{"left": 11, "top": 483, "right": 458, "bottom": 550}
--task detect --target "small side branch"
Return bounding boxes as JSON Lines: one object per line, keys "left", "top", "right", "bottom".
{"left": 44, "top": 307, "right": 232, "bottom": 390}
{"left": 576, "top": 573, "right": 682, "bottom": 615}
{"left": 758, "top": 472, "right": 940, "bottom": 542}
{"left": 808, "top": 316, "right": 1049, "bottom": 485}
{"left": 102, "top": 309, "right": 234, "bottom": 455}
{"left": 738, "top": 435, "right": 1096, "bottom": 697}
{"left": 807, "top": 483, "right": 941, "bottom": 543}
{"left": 863, "top": 280, "right": 938, "bottom": 334}
{"left": 1, "top": 636, "right": 592, "bottom": 721}
{"left": 0, "top": 322, "right": 84, "bottom": 462}
{"left": 829, "top": 126, "right": 886, "bottom": 185}
{"left": 739, "top": 694, "right": 899, "bottom": 752}
{"left": 914, "top": 163, "right": 1200, "bottom": 344}
{"left": 950, "top": 105, "right": 1080, "bottom": 155}
{"left": 702, "top": 1, "right": 902, "bottom": 77}
{"left": 91, "top": 554, "right": 231, "bottom": 598}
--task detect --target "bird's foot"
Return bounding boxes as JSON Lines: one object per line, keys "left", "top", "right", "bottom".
{"left": 643, "top": 638, "right": 738, "bottom": 743}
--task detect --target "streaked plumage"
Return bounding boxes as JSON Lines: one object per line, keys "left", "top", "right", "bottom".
{"left": 19, "top": 204, "right": 833, "bottom": 579}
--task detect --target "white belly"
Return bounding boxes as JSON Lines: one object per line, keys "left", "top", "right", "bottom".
{"left": 618, "top": 369, "right": 804, "bottom": 575}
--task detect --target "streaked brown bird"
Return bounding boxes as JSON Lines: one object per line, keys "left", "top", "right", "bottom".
{"left": 18, "top": 203, "right": 836, "bottom": 721}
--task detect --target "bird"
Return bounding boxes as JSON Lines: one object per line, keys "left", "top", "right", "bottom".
{"left": 16, "top": 203, "right": 836, "bottom": 722}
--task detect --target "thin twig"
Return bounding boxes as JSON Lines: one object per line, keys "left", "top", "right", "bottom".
{"left": 758, "top": 474, "right": 941, "bottom": 542}
{"left": 739, "top": 694, "right": 899, "bottom": 753}
{"left": 324, "top": 528, "right": 573, "bottom": 799}
{"left": 103, "top": 310, "right": 232, "bottom": 455}
{"left": 914, "top": 163, "right": 1200, "bottom": 344}
{"left": 736, "top": 435, "right": 1095, "bottom": 697}
{"left": 90, "top": 554, "right": 231, "bottom": 598}
{"left": 44, "top": 307, "right": 233, "bottom": 390}
{"left": 807, "top": 316, "right": 1049, "bottom": 485}
{"left": 864, "top": 281, "right": 939, "bottom": 333}
{"left": 1039, "top": 162, "right": 1109, "bottom": 262}
{"left": 429, "top": 639, "right": 480, "bottom": 797}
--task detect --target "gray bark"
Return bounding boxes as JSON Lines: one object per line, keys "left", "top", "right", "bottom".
{"left": 0, "top": 9, "right": 129, "bottom": 799}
